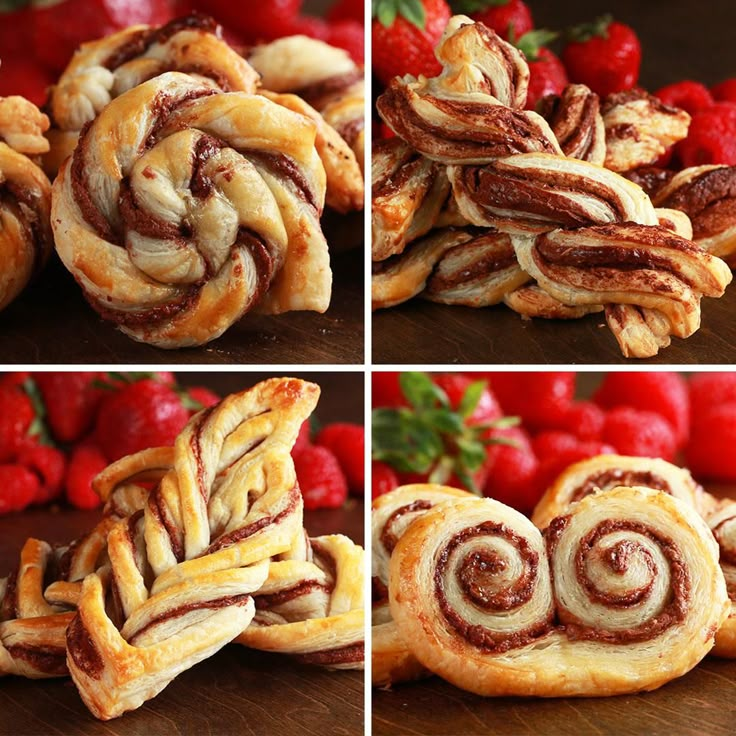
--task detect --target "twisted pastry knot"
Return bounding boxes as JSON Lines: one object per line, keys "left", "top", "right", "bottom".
{"left": 236, "top": 534, "right": 364, "bottom": 669}
{"left": 389, "top": 487, "right": 728, "bottom": 697}
{"left": 45, "top": 13, "right": 259, "bottom": 174}
{"left": 51, "top": 72, "right": 332, "bottom": 348}
{"left": 0, "top": 486, "right": 146, "bottom": 679}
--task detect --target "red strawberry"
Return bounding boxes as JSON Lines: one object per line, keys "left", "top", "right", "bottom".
{"left": 17, "top": 445, "right": 66, "bottom": 506}
{"left": 315, "top": 423, "right": 365, "bottom": 495}
{"left": 0, "top": 465, "right": 40, "bottom": 515}
{"left": 483, "top": 426, "right": 539, "bottom": 513}
{"left": 525, "top": 47, "right": 568, "bottom": 111}
{"left": 0, "top": 385, "right": 37, "bottom": 463}
{"left": 95, "top": 379, "right": 190, "bottom": 462}
{"left": 561, "top": 16, "right": 641, "bottom": 98}
{"left": 432, "top": 374, "right": 502, "bottom": 426}
{"left": 676, "top": 103, "right": 736, "bottom": 167}
{"left": 294, "top": 445, "right": 348, "bottom": 510}
{"left": 372, "top": 0, "right": 451, "bottom": 86}
{"left": 327, "top": 19, "right": 364, "bottom": 64}
{"left": 197, "top": 0, "right": 302, "bottom": 40}
{"left": 293, "top": 420, "right": 312, "bottom": 456}
{"left": 65, "top": 442, "right": 107, "bottom": 510}
{"left": 328, "top": 0, "right": 363, "bottom": 23}
{"left": 0, "top": 372, "right": 31, "bottom": 389}
{"left": 463, "top": 0, "right": 533, "bottom": 42}
{"left": 372, "top": 460, "right": 399, "bottom": 499}
{"left": 712, "top": 79, "right": 736, "bottom": 104}
{"left": 183, "top": 386, "right": 220, "bottom": 415}
{"left": 654, "top": 80, "right": 713, "bottom": 116}
{"left": 372, "top": 372, "right": 407, "bottom": 408}
{"left": 0, "top": 59, "right": 54, "bottom": 106}
{"left": 278, "top": 14, "right": 329, "bottom": 40}
{"left": 601, "top": 407, "right": 676, "bottom": 461}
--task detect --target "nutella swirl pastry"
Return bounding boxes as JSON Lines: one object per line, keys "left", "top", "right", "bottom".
{"left": 45, "top": 14, "right": 259, "bottom": 175}
{"left": 66, "top": 378, "right": 315, "bottom": 719}
{"left": 504, "top": 284, "right": 604, "bottom": 320}
{"left": 0, "top": 96, "right": 53, "bottom": 313}
{"left": 390, "top": 487, "right": 728, "bottom": 696}
{"left": 236, "top": 534, "right": 364, "bottom": 669}
{"left": 51, "top": 72, "right": 331, "bottom": 348}
{"left": 538, "top": 84, "right": 605, "bottom": 165}
{"left": 653, "top": 165, "right": 736, "bottom": 264}
{"left": 372, "top": 138, "right": 450, "bottom": 262}
{"left": 601, "top": 89, "right": 690, "bottom": 173}
{"left": 531, "top": 454, "right": 706, "bottom": 530}
{"left": 706, "top": 501, "right": 736, "bottom": 657}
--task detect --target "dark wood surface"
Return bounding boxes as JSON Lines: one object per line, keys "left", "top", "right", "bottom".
{"left": 372, "top": 0, "right": 736, "bottom": 366}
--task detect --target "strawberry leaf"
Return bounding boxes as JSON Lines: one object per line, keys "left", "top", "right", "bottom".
{"left": 0, "top": 0, "right": 28, "bottom": 11}
{"left": 400, "top": 371, "right": 448, "bottom": 410}
{"left": 373, "top": 0, "right": 427, "bottom": 30}
{"left": 566, "top": 14, "right": 612, "bottom": 43}
{"left": 513, "top": 29, "right": 558, "bottom": 61}
{"left": 21, "top": 377, "right": 53, "bottom": 446}
{"left": 457, "top": 380, "right": 486, "bottom": 420}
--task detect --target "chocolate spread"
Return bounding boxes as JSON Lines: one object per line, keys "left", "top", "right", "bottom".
{"left": 6, "top": 644, "right": 67, "bottom": 676}
{"left": 66, "top": 614, "right": 105, "bottom": 679}
{"left": 380, "top": 500, "right": 433, "bottom": 554}
{"left": 571, "top": 469, "right": 671, "bottom": 503}
{"left": 294, "top": 641, "right": 364, "bottom": 666}
{"left": 255, "top": 580, "right": 331, "bottom": 610}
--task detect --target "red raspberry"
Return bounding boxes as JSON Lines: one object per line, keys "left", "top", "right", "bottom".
{"left": 654, "top": 81, "right": 714, "bottom": 116}
{"left": 711, "top": 78, "right": 736, "bottom": 103}
{"left": 294, "top": 445, "right": 348, "bottom": 510}
{"left": 0, "top": 465, "right": 40, "bottom": 514}
{"left": 685, "top": 404, "right": 736, "bottom": 481}
{"left": 372, "top": 372, "right": 406, "bottom": 408}
{"left": 372, "top": 460, "right": 398, "bottom": 500}
{"left": 532, "top": 430, "right": 579, "bottom": 460}
{"left": 525, "top": 48, "right": 569, "bottom": 111}
{"left": 293, "top": 420, "right": 312, "bottom": 456}
{"left": 95, "top": 379, "right": 190, "bottom": 462}
{"left": 0, "top": 386, "right": 36, "bottom": 463}
{"left": 593, "top": 372, "right": 689, "bottom": 447}
{"left": 483, "top": 440, "right": 539, "bottom": 514}
{"left": 489, "top": 372, "right": 575, "bottom": 431}
{"left": 471, "top": 0, "right": 533, "bottom": 41}
{"left": 200, "top": 0, "right": 303, "bottom": 41}
{"left": 677, "top": 103, "right": 736, "bottom": 167}
{"left": 432, "top": 374, "right": 502, "bottom": 426}
{"left": 184, "top": 386, "right": 220, "bottom": 415}
{"left": 380, "top": 122, "right": 396, "bottom": 139}
{"left": 654, "top": 145, "right": 674, "bottom": 168}
{"left": 315, "top": 423, "right": 364, "bottom": 495}
{"left": 17, "top": 445, "right": 66, "bottom": 506}
{"left": 327, "top": 0, "right": 364, "bottom": 23}
{"left": 65, "top": 443, "right": 107, "bottom": 510}
{"left": 689, "top": 373, "right": 736, "bottom": 426}
{"left": 280, "top": 14, "right": 329, "bottom": 41}
{"left": 601, "top": 407, "right": 676, "bottom": 461}
{"left": 534, "top": 441, "right": 616, "bottom": 496}
{"left": 557, "top": 401, "right": 605, "bottom": 440}
{"left": 327, "top": 19, "right": 364, "bottom": 64}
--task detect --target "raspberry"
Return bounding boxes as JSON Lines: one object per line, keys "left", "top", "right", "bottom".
{"left": 183, "top": 386, "right": 220, "bottom": 415}
{"left": 432, "top": 374, "right": 502, "bottom": 426}
{"left": 0, "top": 385, "right": 37, "bottom": 462}
{"left": 557, "top": 401, "right": 605, "bottom": 440}
{"left": 685, "top": 404, "right": 736, "bottom": 481}
{"left": 593, "top": 372, "right": 689, "bottom": 447}
{"left": 534, "top": 441, "right": 617, "bottom": 496}
{"left": 601, "top": 407, "right": 676, "bottom": 461}
{"left": 372, "top": 460, "right": 398, "bottom": 500}
{"left": 293, "top": 420, "right": 312, "bottom": 456}
{"left": 315, "top": 423, "right": 364, "bottom": 495}
{"left": 201, "top": 0, "right": 303, "bottom": 41}
{"left": 0, "top": 465, "right": 40, "bottom": 514}
{"left": 689, "top": 373, "right": 736, "bottom": 426}
{"left": 65, "top": 443, "right": 107, "bottom": 510}
{"left": 372, "top": 372, "right": 406, "bottom": 408}
{"left": 483, "top": 441, "right": 539, "bottom": 515}
{"left": 532, "top": 431, "right": 579, "bottom": 460}
{"left": 294, "top": 445, "right": 348, "bottom": 510}
{"left": 677, "top": 103, "right": 736, "bottom": 167}
{"left": 654, "top": 80, "right": 714, "bottom": 116}
{"left": 280, "top": 14, "right": 329, "bottom": 41}
{"left": 711, "top": 79, "right": 736, "bottom": 103}
{"left": 327, "top": 0, "right": 363, "bottom": 23}
{"left": 326, "top": 19, "right": 364, "bottom": 64}
{"left": 488, "top": 373, "right": 576, "bottom": 431}
{"left": 17, "top": 445, "right": 66, "bottom": 505}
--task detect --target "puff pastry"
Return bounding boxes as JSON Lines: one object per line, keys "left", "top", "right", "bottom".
{"left": 705, "top": 501, "right": 736, "bottom": 657}
{"left": 51, "top": 72, "right": 332, "bottom": 348}
{"left": 45, "top": 14, "right": 260, "bottom": 175}
{"left": 0, "top": 96, "right": 53, "bottom": 313}
{"left": 504, "top": 284, "right": 603, "bottom": 320}
{"left": 389, "top": 487, "right": 728, "bottom": 696}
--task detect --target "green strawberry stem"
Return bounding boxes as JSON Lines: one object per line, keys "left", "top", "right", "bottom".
{"left": 373, "top": 0, "right": 427, "bottom": 30}
{"left": 511, "top": 28, "right": 558, "bottom": 62}
{"left": 449, "top": 0, "right": 511, "bottom": 11}
{"left": 566, "top": 14, "right": 613, "bottom": 43}
{"left": 22, "top": 377, "right": 54, "bottom": 446}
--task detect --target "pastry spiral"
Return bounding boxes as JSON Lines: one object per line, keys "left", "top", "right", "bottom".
{"left": 389, "top": 487, "right": 728, "bottom": 696}
{"left": 0, "top": 96, "right": 53, "bottom": 313}
{"left": 51, "top": 72, "right": 331, "bottom": 348}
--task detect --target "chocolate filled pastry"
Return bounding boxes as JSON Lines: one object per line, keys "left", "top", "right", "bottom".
{"left": 389, "top": 487, "right": 728, "bottom": 697}
{"left": 0, "top": 96, "right": 53, "bottom": 313}
{"left": 236, "top": 534, "right": 364, "bottom": 669}
{"left": 51, "top": 72, "right": 332, "bottom": 348}
{"left": 45, "top": 14, "right": 259, "bottom": 175}
{"left": 504, "top": 284, "right": 603, "bottom": 320}
{"left": 705, "top": 501, "right": 736, "bottom": 657}
{"left": 372, "top": 484, "right": 472, "bottom": 687}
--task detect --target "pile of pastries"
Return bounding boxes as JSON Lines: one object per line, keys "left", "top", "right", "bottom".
{"left": 372, "top": 15, "right": 736, "bottom": 358}
{"left": 372, "top": 456, "right": 736, "bottom": 695}
{"left": 0, "top": 14, "right": 364, "bottom": 348}
{"left": 0, "top": 378, "right": 364, "bottom": 720}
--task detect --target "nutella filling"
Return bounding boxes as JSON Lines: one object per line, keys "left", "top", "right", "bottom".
{"left": 66, "top": 614, "right": 105, "bottom": 679}
{"left": 6, "top": 644, "right": 68, "bottom": 676}
{"left": 380, "top": 500, "right": 433, "bottom": 554}
{"left": 255, "top": 580, "right": 332, "bottom": 610}
{"left": 294, "top": 641, "right": 364, "bottom": 666}
{"left": 571, "top": 469, "right": 671, "bottom": 503}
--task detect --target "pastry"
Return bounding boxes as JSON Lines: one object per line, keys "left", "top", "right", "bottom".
{"left": 51, "top": 71, "right": 332, "bottom": 348}
{"left": 389, "top": 487, "right": 728, "bottom": 696}
{"left": 504, "top": 284, "right": 604, "bottom": 320}
{"left": 66, "top": 377, "right": 316, "bottom": 719}
{"left": 705, "top": 501, "right": 736, "bottom": 657}
{"left": 0, "top": 96, "right": 53, "bottom": 313}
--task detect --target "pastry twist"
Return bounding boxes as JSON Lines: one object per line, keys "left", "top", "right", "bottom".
{"left": 51, "top": 72, "right": 331, "bottom": 348}
{"left": 389, "top": 487, "right": 728, "bottom": 696}
{"left": 65, "top": 377, "right": 316, "bottom": 719}
{"left": 0, "top": 96, "right": 53, "bottom": 313}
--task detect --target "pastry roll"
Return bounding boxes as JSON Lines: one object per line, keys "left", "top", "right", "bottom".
{"left": 45, "top": 14, "right": 259, "bottom": 174}
{"left": 65, "top": 378, "right": 317, "bottom": 719}
{"left": 389, "top": 488, "right": 728, "bottom": 696}
{"left": 504, "top": 284, "right": 603, "bottom": 320}
{"left": 706, "top": 502, "right": 736, "bottom": 657}
{"left": 0, "top": 96, "right": 53, "bottom": 313}
{"left": 51, "top": 72, "right": 332, "bottom": 348}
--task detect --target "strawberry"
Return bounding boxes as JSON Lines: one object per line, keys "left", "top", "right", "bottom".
{"left": 712, "top": 79, "right": 736, "bottom": 104}
{"left": 294, "top": 445, "right": 348, "bottom": 510}
{"left": 95, "top": 379, "right": 190, "bottom": 462}
{"left": 432, "top": 374, "right": 502, "bottom": 426}
{"left": 0, "top": 372, "right": 30, "bottom": 389}
{"left": 17, "top": 445, "right": 66, "bottom": 506}
{"left": 561, "top": 15, "right": 641, "bottom": 98}
{"left": 327, "top": 19, "right": 365, "bottom": 64}
{"left": 372, "top": 459, "right": 399, "bottom": 499}
{"left": 328, "top": 0, "right": 364, "bottom": 23}
{"left": 65, "top": 441, "right": 107, "bottom": 510}
{"left": 198, "top": 0, "right": 303, "bottom": 41}
{"left": 372, "top": 372, "right": 407, "bottom": 408}
{"left": 523, "top": 44, "right": 568, "bottom": 111}
{"left": 372, "top": 0, "right": 451, "bottom": 86}
{"left": 315, "top": 423, "right": 365, "bottom": 495}
{"left": 452, "top": 0, "right": 533, "bottom": 42}
{"left": 293, "top": 420, "right": 312, "bottom": 456}
{"left": 182, "top": 386, "right": 220, "bottom": 416}
{"left": 0, "top": 58, "right": 54, "bottom": 107}
{"left": 483, "top": 440, "right": 539, "bottom": 514}
{"left": 0, "top": 465, "right": 40, "bottom": 515}
{"left": 277, "top": 14, "right": 329, "bottom": 41}
{"left": 0, "top": 385, "right": 38, "bottom": 463}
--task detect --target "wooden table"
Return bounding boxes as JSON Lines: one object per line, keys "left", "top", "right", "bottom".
{"left": 372, "top": 0, "right": 736, "bottom": 365}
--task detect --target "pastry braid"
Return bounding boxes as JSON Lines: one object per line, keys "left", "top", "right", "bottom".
{"left": 51, "top": 72, "right": 332, "bottom": 348}
{"left": 0, "top": 96, "right": 53, "bottom": 313}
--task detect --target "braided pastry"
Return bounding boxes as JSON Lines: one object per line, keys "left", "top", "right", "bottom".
{"left": 0, "top": 96, "right": 53, "bottom": 313}
{"left": 504, "top": 284, "right": 603, "bottom": 320}
{"left": 389, "top": 487, "right": 728, "bottom": 696}
{"left": 51, "top": 72, "right": 331, "bottom": 348}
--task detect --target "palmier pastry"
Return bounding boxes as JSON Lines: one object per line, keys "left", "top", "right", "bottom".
{"left": 51, "top": 72, "right": 331, "bottom": 348}
{"left": 45, "top": 14, "right": 259, "bottom": 175}
{"left": 66, "top": 378, "right": 316, "bottom": 719}
{"left": 389, "top": 487, "right": 728, "bottom": 696}
{"left": 601, "top": 89, "right": 690, "bottom": 173}
{"left": 0, "top": 96, "right": 53, "bottom": 313}
{"left": 236, "top": 534, "right": 364, "bottom": 669}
